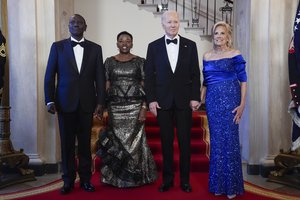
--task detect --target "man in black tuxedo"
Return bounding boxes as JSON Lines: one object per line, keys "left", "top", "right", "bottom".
{"left": 144, "top": 10, "right": 201, "bottom": 193}
{"left": 44, "top": 14, "right": 105, "bottom": 194}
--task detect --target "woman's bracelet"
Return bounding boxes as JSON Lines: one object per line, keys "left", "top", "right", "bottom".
{"left": 141, "top": 105, "right": 147, "bottom": 109}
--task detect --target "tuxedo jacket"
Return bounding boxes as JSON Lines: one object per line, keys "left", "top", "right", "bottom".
{"left": 144, "top": 35, "right": 200, "bottom": 109}
{"left": 44, "top": 38, "right": 105, "bottom": 113}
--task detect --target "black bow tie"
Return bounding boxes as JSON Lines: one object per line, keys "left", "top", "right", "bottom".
{"left": 166, "top": 38, "right": 178, "bottom": 45}
{"left": 71, "top": 41, "right": 85, "bottom": 47}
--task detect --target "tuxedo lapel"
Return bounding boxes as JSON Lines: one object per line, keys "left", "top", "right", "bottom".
{"left": 65, "top": 39, "right": 79, "bottom": 74}
{"left": 174, "top": 36, "right": 187, "bottom": 74}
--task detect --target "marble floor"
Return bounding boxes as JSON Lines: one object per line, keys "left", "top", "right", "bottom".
{"left": 241, "top": 165, "right": 300, "bottom": 196}
{"left": 0, "top": 173, "right": 61, "bottom": 194}
{"left": 0, "top": 164, "right": 299, "bottom": 197}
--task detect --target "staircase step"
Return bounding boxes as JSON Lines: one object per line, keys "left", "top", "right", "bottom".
{"left": 148, "top": 140, "right": 207, "bottom": 155}
{"left": 184, "top": 27, "right": 206, "bottom": 35}
{"left": 145, "top": 111, "right": 205, "bottom": 126}
{"left": 153, "top": 154, "right": 209, "bottom": 172}
{"left": 190, "top": 154, "right": 210, "bottom": 172}
{"left": 93, "top": 152, "right": 209, "bottom": 173}
{"left": 147, "top": 111, "right": 209, "bottom": 172}
{"left": 93, "top": 111, "right": 210, "bottom": 173}
{"left": 137, "top": 4, "right": 158, "bottom": 12}
{"left": 145, "top": 126, "right": 203, "bottom": 139}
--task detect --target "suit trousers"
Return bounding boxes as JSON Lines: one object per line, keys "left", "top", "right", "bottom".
{"left": 58, "top": 107, "right": 93, "bottom": 185}
{"left": 157, "top": 106, "right": 192, "bottom": 184}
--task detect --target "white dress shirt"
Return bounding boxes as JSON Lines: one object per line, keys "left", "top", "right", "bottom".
{"left": 71, "top": 37, "right": 84, "bottom": 73}
{"left": 165, "top": 35, "right": 179, "bottom": 73}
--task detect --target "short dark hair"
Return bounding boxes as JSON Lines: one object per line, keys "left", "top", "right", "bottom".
{"left": 117, "top": 31, "right": 133, "bottom": 41}
{"left": 72, "top": 14, "right": 87, "bottom": 25}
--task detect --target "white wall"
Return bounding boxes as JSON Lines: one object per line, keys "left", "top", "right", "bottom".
{"left": 74, "top": 0, "right": 212, "bottom": 68}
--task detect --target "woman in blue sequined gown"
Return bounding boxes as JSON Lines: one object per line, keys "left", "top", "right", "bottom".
{"left": 97, "top": 31, "right": 157, "bottom": 188}
{"left": 201, "top": 22, "right": 247, "bottom": 199}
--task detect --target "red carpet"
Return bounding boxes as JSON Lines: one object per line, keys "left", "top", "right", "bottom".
{"left": 93, "top": 111, "right": 210, "bottom": 172}
{"left": 144, "top": 111, "right": 210, "bottom": 172}
{"left": 1, "top": 172, "right": 283, "bottom": 200}
{"left": 2, "top": 111, "right": 299, "bottom": 199}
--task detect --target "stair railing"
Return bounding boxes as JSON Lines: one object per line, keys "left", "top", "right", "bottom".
{"left": 139, "top": 0, "right": 233, "bottom": 36}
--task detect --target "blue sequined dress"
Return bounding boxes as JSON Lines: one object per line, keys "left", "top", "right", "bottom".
{"left": 202, "top": 55, "right": 247, "bottom": 196}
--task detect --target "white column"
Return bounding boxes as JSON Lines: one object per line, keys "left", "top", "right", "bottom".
{"left": 234, "top": 0, "right": 298, "bottom": 168}
{"left": 36, "top": 0, "right": 59, "bottom": 164}
{"left": 7, "top": 0, "right": 74, "bottom": 168}
{"left": 233, "top": 0, "right": 251, "bottom": 164}
{"left": 266, "top": 0, "right": 296, "bottom": 166}
{"left": 8, "top": 0, "right": 42, "bottom": 165}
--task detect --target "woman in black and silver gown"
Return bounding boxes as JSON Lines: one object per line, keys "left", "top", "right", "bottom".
{"left": 98, "top": 31, "right": 158, "bottom": 187}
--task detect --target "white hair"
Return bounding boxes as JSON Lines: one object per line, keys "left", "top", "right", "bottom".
{"left": 161, "top": 10, "right": 179, "bottom": 23}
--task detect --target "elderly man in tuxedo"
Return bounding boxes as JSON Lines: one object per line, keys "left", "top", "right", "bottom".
{"left": 44, "top": 14, "right": 105, "bottom": 194}
{"left": 144, "top": 10, "right": 201, "bottom": 193}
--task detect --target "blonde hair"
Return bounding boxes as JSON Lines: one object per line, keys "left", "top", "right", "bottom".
{"left": 212, "top": 21, "right": 233, "bottom": 48}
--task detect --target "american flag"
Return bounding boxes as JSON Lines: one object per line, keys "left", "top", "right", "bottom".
{"left": 294, "top": 1, "right": 300, "bottom": 70}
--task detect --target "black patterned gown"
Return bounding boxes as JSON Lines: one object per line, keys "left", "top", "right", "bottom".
{"left": 98, "top": 56, "right": 158, "bottom": 187}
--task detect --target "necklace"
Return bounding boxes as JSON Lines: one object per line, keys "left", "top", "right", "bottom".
{"left": 213, "top": 47, "right": 230, "bottom": 55}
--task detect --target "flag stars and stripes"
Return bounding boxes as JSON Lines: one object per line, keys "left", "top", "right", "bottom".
{"left": 293, "top": 2, "right": 300, "bottom": 77}
{"left": 295, "top": 7, "right": 300, "bottom": 31}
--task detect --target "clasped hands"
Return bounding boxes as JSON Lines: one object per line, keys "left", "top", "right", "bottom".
{"left": 190, "top": 100, "right": 201, "bottom": 111}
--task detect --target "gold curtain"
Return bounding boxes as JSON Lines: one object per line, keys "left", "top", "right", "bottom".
{"left": 1, "top": 0, "right": 8, "bottom": 106}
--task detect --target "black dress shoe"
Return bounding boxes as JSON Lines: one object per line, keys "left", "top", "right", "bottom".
{"left": 80, "top": 182, "right": 95, "bottom": 192}
{"left": 60, "top": 183, "right": 74, "bottom": 194}
{"left": 158, "top": 182, "right": 174, "bottom": 192}
{"left": 181, "top": 183, "right": 192, "bottom": 192}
